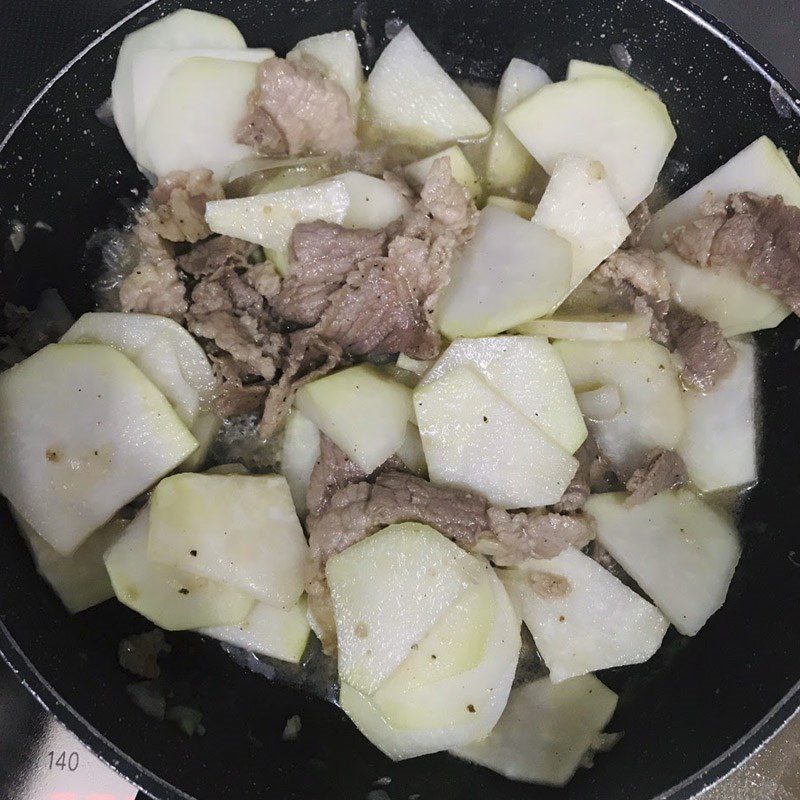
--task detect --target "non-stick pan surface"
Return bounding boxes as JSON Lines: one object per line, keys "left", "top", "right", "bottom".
{"left": 1, "top": 1, "right": 800, "bottom": 799}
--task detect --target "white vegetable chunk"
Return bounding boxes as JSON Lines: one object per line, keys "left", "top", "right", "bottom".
{"left": 395, "top": 423, "right": 427, "bottom": 476}
{"left": 678, "top": 339, "right": 757, "bottom": 493}
{"left": 295, "top": 365, "right": 413, "bottom": 473}
{"left": 643, "top": 136, "right": 800, "bottom": 249}
{"left": 404, "top": 146, "right": 482, "bottom": 199}
{"left": 364, "top": 26, "right": 490, "bottom": 146}
{"left": 567, "top": 59, "right": 652, "bottom": 93}
{"left": 199, "top": 596, "right": 311, "bottom": 663}
{"left": 576, "top": 385, "right": 623, "bottom": 422}
{"left": 180, "top": 409, "right": 221, "bottom": 472}
{"left": 281, "top": 409, "right": 321, "bottom": 517}
{"left": 0, "top": 344, "right": 197, "bottom": 555}
{"left": 396, "top": 353, "right": 432, "bottom": 377}
{"left": 288, "top": 30, "right": 363, "bottom": 108}
{"left": 148, "top": 473, "right": 308, "bottom": 608}
{"left": 505, "top": 76, "right": 676, "bottom": 213}
{"left": 338, "top": 171, "right": 410, "bottom": 229}
{"left": 105, "top": 509, "right": 254, "bottom": 630}
{"left": 518, "top": 310, "right": 653, "bottom": 341}
{"left": 436, "top": 206, "right": 572, "bottom": 337}
{"left": 533, "top": 155, "right": 630, "bottom": 288}
{"left": 451, "top": 675, "right": 618, "bottom": 786}
{"left": 485, "top": 195, "right": 537, "bottom": 219}
{"left": 421, "top": 336, "right": 587, "bottom": 454}
{"left": 586, "top": 490, "right": 741, "bottom": 635}
{"left": 326, "top": 522, "right": 487, "bottom": 695}
{"left": 502, "top": 548, "right": 668, "bottom": 683}
{"left": 414, "top": 365, "right": 578, "bottom": 508}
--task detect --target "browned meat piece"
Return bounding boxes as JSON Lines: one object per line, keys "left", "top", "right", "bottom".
{"left": 552, "top": 435, "right": 617, "bottom": 512}
{"left": 149, "top": 169, "right": 224, "bottom": 243}
{"left": 209, "top": 354, "right": 267, "bottom": 417}
{"left": 528, "top": 571, "right": 572, "bottom": 599}
{"left": 177, "top": 235, "right": 262, "bottom": 277}
{"left": 625, "top": 447, "right": 687, "bottom": 506}
{"left": 306, "top": 434, "right": 368, "bottom": 518}
{"left": 668, "top": 213, "right": 725, "bottom": 268}
{"left": 237, "top": 57, "right": 357, "bottom": 157}
{"left": 624, "top": 201, "right": 652, "bottom": 249}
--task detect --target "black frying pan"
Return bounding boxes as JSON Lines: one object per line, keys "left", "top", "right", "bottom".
{"left": 1, "top": 1, "right": 800, "bottom": 798}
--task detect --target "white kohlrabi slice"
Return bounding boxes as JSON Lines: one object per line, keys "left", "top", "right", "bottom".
{"left": 295, "top": 365, "right": 413, "bottom": 474}
{"left": 0, "top": 344, "right": 197, "bottom": 555}
{"left": 395, "top": 423, "right": 427, "bottom": 476}
{"left": 533, "top": 155, "right": 630, "bottom": 288}
{"left": 576, "top": 385, "right": 623, "bottom": 422}
{"left": 414, "top": 365, "right": 578, "bottom": 508}
{"left": 502, "top": 547, "right": 668, "bottom": 683}
{"left": 148, "top": 473, "right": 308, "bottom": 608}
{"left": 338, "top": 171, "right": 410, "bottom": 229}
{"left": 404, "top": 146, "right": 482, "bottom": 199}
{"left": 288, "top": 30, "right": 364, "bottom": 109}
{"left": 280, "top": 409, "right": 321, "bottom": 517}
{"left": 586, "top": 490, "right": 741, "bottom": 635}
{"left": 660, "top": 250, "right": 790, "bottom": 336}
{"left": 517, "top": 310, "right": 653, "bottom": 342}
{"left": 111, "top": 8, "right": 246, "bottom": 162}
{"left": 364, "top": 26, "right": 490, "bottom": 146}
{"left": 485, "top": 195, "right": 537, "bottom": 219}
{"left": 205, "top": 179, "right": 349, "bottom": 274}
{"left": 180, "top": 409, "right": 221, "bottom": 472}
{"left": 105, "top": 509, "right": 254, "bottom": 630}
{"left": 505, "top": 76, "right": 676, "bottom": 213}
{"left": 451, "top": 675, "right": 618, "bottom": 787}
{"left": 396, "top": 353, "right": 432, "bottom": 377}
{"left": 566, "top": 59, "right": 653, "bottom": 94}
{"left": 420, "top": 336, "right": 587, "bottom": 454}
{"left": 326, "top": 522, "right": 488, "bottom": 695}
{"left": 486, "top": 58, "right": 550, "bottom": 192}
{"left": 554, "top": 339, "right": 685, "bottom": 478}
{"left": 199, "top": 596, "right": 311, "bottom": 663}
{"left": 436, "top": 206, "right": 572, "bottom": 338}
{"left": 678, "top": 339, "right": 757, "bottom": 493}
{"left": 643, "top": 136, "right": 800, "bottom": 249}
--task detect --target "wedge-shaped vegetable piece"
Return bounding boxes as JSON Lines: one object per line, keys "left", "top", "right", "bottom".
{"left": 206, "top": 179, "right": 349, "bottom": 274}
{"left": 554, "top": 339, "right": 685, "bottom": 478}
{"left": 505, "top": 77, "right": 676, "bottom": 213}
{"left": 288, "top": 30, "right": 363, "bottom": 108}
{"left": 451, "top": 675, "right": 618, "bottom": 786}
{"left": 139, "top": 57, "right": 257, "bottom": 179}
{"left": 105, "top": 509, "right": 254, "bottom": 630}
{"left": 338, "top": 171, "right": 410, "bottom": 229}
{"left": 340, "top": 565, "right": 520, "bottom": 759}
{"left": 199, "top": 596, "right": 311, "bottom": 663}
{"left": 533, "top": 155, "right": 630, "bottom": 287}
{"left": 364, "top": 26, "right": 490, "bottom": 146}
{"left": 396, "top": 353, "right": 432, "bottom": 377}
{"left": 486, "top": 58, "right": 550, "bottom": 192}
{"left": 437, "top": 206, "right": 572, "bottom": 337}
{"left": 586, "top": 490, "right": 741, "bottom": 635}
{"left": 405, "top": 146, "right": 482, "bottom": 199}
{"left": 576, "top": 385, "right": 623, "bottom": 422}
{"left": 421, "top": 336, "right": 587, "bottom": 453}
{"left": 395, "top": 424, "right": 427, "bottom": 476}
{"left": 13, "top": 509, "right": 125, "bottom": 614}
{"left": 111, "top": 8, "right": 246, "bottom": 161}
{"left": 502, "top": 548, "right": 668, "bottom": 683}
{"left": 518, "top": 310, "right": 652, "bottom": 341}
{"left": 295, "top": 365, "right": 413, "bottom": 473}
{"left": 149, "top": 473, "right": 308, "bottom": 608}
{"left": 180, "top": 409, "right": 221, "bottom": 472}
{"left": 414, "top": 366, "right": 578, "bottom": 508}
{"left": 327, "top": 522, "right": 488, "bottom": 695}
{"left": 567, "top": 59, "right": 653, "bottom": 93}
{"left": 678, "top": 339, "right": 757, "bottom": 493}
{"left": 0, "top": 344, "right": 197, "bottom": 555}
{"left": 485, "top": 196, "right": 537, "bottom": 219}
{"left": 281, "top": 409, "right": 321, "bottom": 517}
{"left": 660, "top": 250, "right": 789, "bottom": 336}
{"left": 643, "top": 136, "right": 800, "bottom": 248}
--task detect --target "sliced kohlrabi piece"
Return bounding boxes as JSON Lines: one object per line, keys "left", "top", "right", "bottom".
{"left": 502, "top": 547, "right": 668, "bottom": 683}
{"left": 643, "top": 136, "right": 800, "bottom": 249}
{"left": 451, "top": 675, "right": 618, "bottom": 787}
{"left": 414, "top": 365, "right": 578, "bottom": 508}
{"left": 105, "top": 509, "right": 254, "bottom": 630}
{"left": 585, "top": 490, "right": 741, "bottom": 635}
{"left": 404, "top": 146, "right": 482, "bottom": 199}
{"left": 199, "top": 596, "right": 311, "bottom": 663}
{"left": 420, "top": 336, "right": 587, "bottom": 454}
{"left": 517, "top": 310, "right": 653, "bottom": 342}
{"left": 180, "top": 409, "right": 221, "bottom": 472}
{"left": 486, "top": 58, "right": 550, "bottom": 192}
{"left": 533, "top": 155, "right": 630, "bottom": 288}
{"left": 281, "top": 409, "right": 321, "bottom": 517}
{"left": 338, "top": 171, "right": 410, "bottom": 229}
{"left": 436, "top": 206, "right": 572, "bottom": 337}
{"left": 364, "top": 26, "right": 490, "bottom": 146}
{"left": 505, "top": 76, "right": 676, "bottom": 213}
{"left": 295, "top": 365, "right": 413, "bottom": 473}
{"left": 395, "top": 423, "right": 427, "bottom": 476}
{"left": 111, "top": 8, "right": 246, "bottom": 162}
{"left": 485, "top": 195, "right": 537, "bottom": 219}
{"left": 326, "top": 522, "right": 488, "bottom": 695}
{"left": 576, "top": 385, "right": 623, "bottom": 422}
{"left": 677, "top": 339, "right": 757, "bottom": 493}
{"left": 554, "top": 339, "right": 685, "bottom": 478}
{"left": 566, "top": 59, "right": 653, "bottom": 93}
{"left": 0, "top": 344, "right": 197, "bottom": 555}
{"left": 148, "top": 473, "right": 308, "bottom": 608}
{"left": 396, "top": 353, "right": 432, "bottom": 377}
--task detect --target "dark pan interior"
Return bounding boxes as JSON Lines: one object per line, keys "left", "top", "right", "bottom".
{"left": 1, "top": 1, "right": 800, "bottom": 799}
